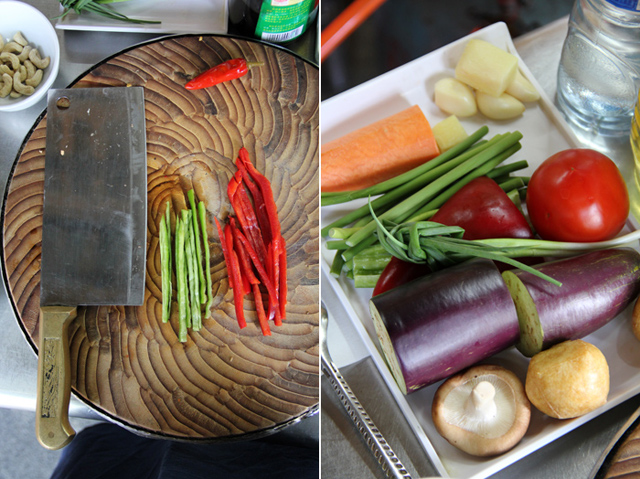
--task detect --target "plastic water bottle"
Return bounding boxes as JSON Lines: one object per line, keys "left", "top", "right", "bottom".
{"left": 556, "top": 0, "right": 640, "bottom": 143}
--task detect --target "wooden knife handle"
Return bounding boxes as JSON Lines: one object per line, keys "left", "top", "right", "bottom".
{"left": 36, "top": 305, "right": 77, "bottom": 450}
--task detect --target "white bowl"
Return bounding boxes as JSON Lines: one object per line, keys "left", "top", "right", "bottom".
{"left": 0, "top": 1, "right": 60, "bottom": 112}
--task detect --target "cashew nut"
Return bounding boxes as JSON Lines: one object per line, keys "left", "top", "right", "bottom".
{"left": 0, "top": 32, "right": 50, "bottom": 100}
{"left": 0, "top": 73, "right": 12, "bottom": 98}
{"left": 12, "top": 70, "right": 34, "bottom": 96}
{"left": 17, "top": 64, "right": 27, "bottom": 82}
{"left": 2, "top": 41, "right": 23, "bottom": 54}
{"left": 13, "top": 32, "right": 29, "bottom": 47}
{"left": 0, "top": 52, "right": 20, "bottom": 71}
{"left": 25, "top": 68, "right": 43, "bottom": 88}
{"left": 28, "top": 49, "right": 49, "bottom": 69}
{"left": 24, "top": 59, "right": 35, "bottom": 78}
{"left": 17, "top": 45, "right": 31, "bottom": 63}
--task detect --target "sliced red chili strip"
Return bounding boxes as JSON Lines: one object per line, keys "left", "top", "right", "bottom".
{"left": 215, "top": 218, "right": 234, "bottom": 291}
{"left": 270, "top": 241, "right": 282, "bottom": 326}
{"left": 278, "top": 236, "right": 287, "bottom": 321}
{"left": 230, "top": 217, "right": 259, "bottom": 286}
{"left": 224, "top": 223, "right": 247, "bottom": 329}
{"left": 252, "top": 283, "right": 271, "bottom": 336}
{"left": 235, "top": 157, "right": 272, "bottom": 246}
{"left": 234, "top": 182, "right": 267, "bottom": 264}
{"left": 235, "top": 228, "right": 281, "bottom": 323}
{"left": 237, "top": 147, "right": 281, "bottom": 242}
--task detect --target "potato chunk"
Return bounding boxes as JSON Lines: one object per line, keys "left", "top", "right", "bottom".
{"left": 433, "top": 115, "right": 468, "bottom": 152}
{"left": 455, "top": 39, "right": 518, "bottom": 97}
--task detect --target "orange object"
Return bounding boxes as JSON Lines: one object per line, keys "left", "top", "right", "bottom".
{"left": 321, "top": 105, "right": 440, "bottom": 193}
{"left": 321, "top": 0, "right": 388, "bottom": 62}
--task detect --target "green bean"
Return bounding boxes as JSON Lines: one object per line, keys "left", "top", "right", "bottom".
{"left": 188, "top": 190, "right": 206, "bottom": 303}
{"left": 159, "top": 212, "right": 171, "bottom": 323}
{"left": 198, "top": 201, "right": 213, "bottom": 319}
{"left": 175, "top": 217, "right": 188, "bottom": 342}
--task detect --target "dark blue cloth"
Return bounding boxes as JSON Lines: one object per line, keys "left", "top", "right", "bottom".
{"left": 50, "top": 422, "right": 319, "bottom": 479}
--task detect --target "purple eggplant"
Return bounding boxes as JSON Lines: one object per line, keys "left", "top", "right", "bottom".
{"left": 369, "top": 258, "right": 520, "bottom": 394}
{"left": 502, "top": 248, "right": 640, "bottom": 357}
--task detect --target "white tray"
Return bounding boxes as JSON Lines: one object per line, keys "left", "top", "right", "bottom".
{"left": 321, "top": 22, "right": 640, "bottom": 479}
{"left": 55, "top": 0, "right": 228, "bottom": 34}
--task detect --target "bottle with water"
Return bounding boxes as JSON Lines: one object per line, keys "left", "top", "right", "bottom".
{"left": 556, "top": 0, "right": 640, "bottom": 144}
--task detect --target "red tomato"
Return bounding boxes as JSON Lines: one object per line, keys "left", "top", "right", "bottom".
{"left": 526, "top": 149, "right": 629, "bottom": 242}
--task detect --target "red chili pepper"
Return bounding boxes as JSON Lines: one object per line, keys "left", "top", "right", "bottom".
{"left": 235, "top": 228, "right": 281, "bottom": 324}
{"left": 235, "top": 156, "right": 272, "bottom": 246}
{"left": 185, "top": 58, "right": 262, "bottom": 90}
{"left": 232, "top": 180, "right": 267, "bottom": 265}
{"left": 215, "top": 217, "right": 234, "bottom": 291}
{"left": 237, "top": 147, "right": 281, "bottom": 242}
{"left": 252, "top": 283, "right": 271, "bottom": 336}
{"left": 230, "top": 217, "right": 259, "bottom": 287}
{"left": 278, "top": 237, "right": 287, "bottom": 321}
{"left": 224, "top": 223, "right": 247, "bottom": 329}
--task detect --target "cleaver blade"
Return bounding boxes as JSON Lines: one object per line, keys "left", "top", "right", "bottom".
{"left": 37, "top": 87, "right": 147, "bottom": 450}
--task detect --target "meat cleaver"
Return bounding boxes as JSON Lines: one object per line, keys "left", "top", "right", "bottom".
{"left": 37, "top": 87, "right": 147, "bottom": 450}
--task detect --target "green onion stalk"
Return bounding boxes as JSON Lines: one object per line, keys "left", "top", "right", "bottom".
{"left": 369, "top": 200, "right": 640, "bottom": 288}
{"left": 57, "top": 0, "right": 161, "bottom": 24}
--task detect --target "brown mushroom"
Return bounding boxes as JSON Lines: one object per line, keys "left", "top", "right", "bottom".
{"left": 431, "top": 364, "right": 530, "bottom": 457}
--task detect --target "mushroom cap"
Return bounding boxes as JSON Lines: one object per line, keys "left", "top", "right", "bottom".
{"left": 525, "top": 339, "right": 609, "bottom": 419}
{"left": 431, "top": 364, "right": 531, "bottom": 457}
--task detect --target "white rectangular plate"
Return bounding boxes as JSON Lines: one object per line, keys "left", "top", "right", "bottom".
{"left": 55, "top": 0, "right": 228, "bottom": 34}
{"left": 321, "top": 22, "right": 640, "bottom": 479}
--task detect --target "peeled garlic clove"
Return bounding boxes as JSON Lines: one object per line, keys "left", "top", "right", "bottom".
{"left": 506, "top": 70, "right": 540, "bottom": 103}
{"left": 477, "top": 91, "right": 525, "bottom": 120}
{"left": 434, "top": 77, "right": 477, "bottom": 117}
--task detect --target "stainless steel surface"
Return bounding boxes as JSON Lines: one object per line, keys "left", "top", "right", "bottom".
{"left": 321, "top": 304, "right": 412, "bottom": 479}
{"left": 0, "top": 0, "right": 317, "bottom": 420}
{"left": 41, "top": 87, "right": 147, "bottom": 306}
{"left": 321, "top": 15, "right": 640, "bottom": 479}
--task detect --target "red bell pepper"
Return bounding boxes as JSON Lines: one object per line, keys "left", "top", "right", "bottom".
{"left": 373, "top": 177, "right": 534, "bottom": 297}
{"left": 430, "top": 177, "right": 534, "bottom": 240}
{"left": 372, "top": 257, "right": 431, "bottom": 297}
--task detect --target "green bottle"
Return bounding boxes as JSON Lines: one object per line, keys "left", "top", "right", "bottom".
{"left": 229, "top": 0, "right": 317, "bottom": 44}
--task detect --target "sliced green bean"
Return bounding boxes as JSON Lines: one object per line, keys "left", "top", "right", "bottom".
{"left": 198, "top": 201, "right": 213, "bottom": 319}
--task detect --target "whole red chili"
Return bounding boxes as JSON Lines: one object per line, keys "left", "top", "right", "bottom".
{"left": 185, "top": 58, "right": 261, "bottom": 90}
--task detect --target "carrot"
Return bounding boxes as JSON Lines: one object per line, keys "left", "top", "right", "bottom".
{"left": 321, "top": 105, "right": 440, "bottom": 193}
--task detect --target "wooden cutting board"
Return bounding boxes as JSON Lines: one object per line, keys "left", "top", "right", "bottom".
{"left": 2, "top": 35, "right": 319, "bottom": 440}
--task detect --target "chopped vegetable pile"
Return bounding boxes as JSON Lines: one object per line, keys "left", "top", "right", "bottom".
{"left": 159, "top": 191, "right": 212, "bottom": 342}
{"left": 215, "top": 147, "right": 287, "bottom": 336}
